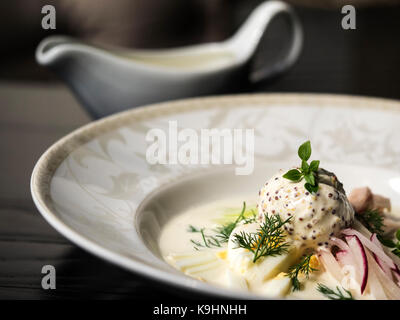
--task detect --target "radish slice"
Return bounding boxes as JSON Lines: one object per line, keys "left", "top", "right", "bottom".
{"left": 330, "top": 236, "right": 350, "bottom": 251}
{"left": 336, "top": 249, "right": 355, "bottom": 268}
{"left": 391, "top": 264, "right": 400, "bottom": 286}
{"left": 345, "top": 235, "right": 368, "bottom": 294}
{"left": 366, "top": 250, "right": 400, "bottom": 300}
{"left": 366, "top": 252, "right": 388, "bottom": 300}
{"left": 354, "top": 219, "right": 400, "bottom": 270}
{"left": 354, "top": 220, "right": 400, "bottom": 276}
{"left": 336, "top": 249, "right": 347, "bottom": 257}
{"left": 386, "top": 250, "right": 400, "bottom": 272}
{"left": 343, "top": 228, "right": 396, "bottom": 269}
{"left": 331, "top": 237, "right": 355, "bottom": 268}
{"left": 393, "top": 271, "right": 400, "bottom": 286}
{"left": 353, "top": 219, "right": 372, "bottom": 238}
{"left": 334, "top": 248, "right": 359, "bottom": 292}
{"left": 370, "top": 233, "right": 382, "bottom": 249}
{"left": 318, "top": 249, "right": 343, "bottom": 282}
{"left": 370, "top": 234, "right": 393, "bottom": 278}
{"left": 372, "top": 252, "right": 393, "bottom": 278}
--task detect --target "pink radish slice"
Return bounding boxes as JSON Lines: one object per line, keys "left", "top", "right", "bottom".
{"left": 354, "top": 218, "right": 397, "bottom": 265}
{"left": 392, "top": 265, "right": 400, "bottom": 286}
{"left": 393, "top": 264, "right": 400, "bottom": 277}
{"left": 335, "top": 250, "right": 347, "bottom": 260}
{"left": 353, "top": 219, "right": 372, "bottom": 238}
{"left": 343, "top": 228, "right": 396, "bottom": 269}
{"left": 367, "top": 251, "right": 400, "bottom": 300}
{"left": 393, "top": 271, "right": 400, "bottom": 286}
{"left": 372, "top": 252, "right": 393, "bottom": 278}
{"left": 343, "top": 236, "right": 363, "bottom": 285}
{"left": 330, "top": 236, "right": 350, "bottom": 251}
{"left": 370, "top": 234, "right": 393, "bottom": 278}
{"left": 330, "top": 237, "right": 355, "bottom": 267}
{"left": 336, "top": 249, "right": 355, "bottom": 268}
{"left": 354, "top": 221, "right": 400, "bottom": 287}
{"left": 370, "top": 233, "right": 400, "bottom": 279}
{"left": 318, "top": 249, "right": 343, "bottom": 282}
{"left": 370, "top": 233, "right": 382, "bottom": 249}
{"left": 345, "top": 235, "right": 369, "bottom": 294}
{"left": 386, "top": 250, "right": 400, "bottom": 272}
{"left": 370, "top": 234, "right": 400, "bottom": 287}
{"left": 366, "top": 252, "right": 388, "bottom": 300}
{"left": 355, "top": 223, "right": 400, "bottom": 273}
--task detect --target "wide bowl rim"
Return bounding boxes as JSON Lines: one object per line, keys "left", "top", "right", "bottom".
{"left": 30, "top": 93, "right": 400, "bottom": 299}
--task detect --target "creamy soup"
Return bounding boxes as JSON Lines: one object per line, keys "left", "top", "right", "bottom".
{"left": 160, "top": 198, "right": 339, "bottom": 299}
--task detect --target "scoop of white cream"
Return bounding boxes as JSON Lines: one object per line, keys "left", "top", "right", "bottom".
{"left": 257, "top": 168, "right": 354, "bottom": 250}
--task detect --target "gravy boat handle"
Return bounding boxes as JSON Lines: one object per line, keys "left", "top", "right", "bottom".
{"left": 227, "top": 1, "right": 303, "bottom": 83}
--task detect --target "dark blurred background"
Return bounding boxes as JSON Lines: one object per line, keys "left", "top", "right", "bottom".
{"left": 0, "top": 0, "right": 399, "bottom": 99}
{"left": 1, "top": 0, "right": 400, "bottom": 299}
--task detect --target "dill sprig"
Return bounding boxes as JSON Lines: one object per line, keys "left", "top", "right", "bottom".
{"left": 233, "top": 214, "right": 291, "bottom": 263}
{"left": 287, "top": 254, "right": 317, "bottom": 291}
{"left": 214, "top": 202, "right": 256, "bottom": 243}
{"left": 188, "top": 202, "right": 256, "bottom": 250}
{"left": 214, "top": 202, "right": 246, "bottom": 243}
{"left": 187, "top": 225, "right": 222, "bottom": 250}
{"left": 357, "top": 209, "right": 385, "bottom": 236}
{"left": 317, "top": 283, "right": 354, "bottom": 300}
{"left": 357, "top": 210, "right": 396, "bottom": 248}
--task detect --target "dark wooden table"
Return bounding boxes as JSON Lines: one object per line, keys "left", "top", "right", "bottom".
{"left": 1, "top": 6, "right": 400, "bottom": 299}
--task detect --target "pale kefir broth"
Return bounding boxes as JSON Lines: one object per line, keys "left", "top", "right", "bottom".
{"left": 159, "top": 198, "right": 339, "bottom": 299}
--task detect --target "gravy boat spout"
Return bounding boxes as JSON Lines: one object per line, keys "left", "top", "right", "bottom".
{"left": 36, "top": 0, "right": 302, "bottom": 118}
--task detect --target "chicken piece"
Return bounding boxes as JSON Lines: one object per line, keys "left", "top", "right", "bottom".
{"left": 371, "top": 194, "right": 391, "bottom": 213}
{"left": 348, "top": 187, "right": 391, "bottom": 214}
{"left": 348, "top": 187, "right": 373, "bottom": 214}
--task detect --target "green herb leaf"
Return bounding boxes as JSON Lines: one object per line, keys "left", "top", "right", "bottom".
{"left": 309, "top": 160, "right": 320, "bottom": 172}
{"left": 378, "top": 236, "right": 396, "bottom": 248}
{"left": 357, "top": 211, "right": 400, "bottom": 254}
{"left": 304, "top": 173, "right": 315, "bottom": 186}
{"left": 301, "top": 160, "right": 309, "bottom": 173}
{"left": 188, "top": 225, "right": 201, "bottom": 233}
{"left": 357, "top": 210, "right": 385, "bottom": 237}
{"left": 188, "top": 226, "right": 222, "bottom": 249}
{"left": 316, "top": 283, "right": 354, "bottom": 300}
{"left": 286, "top": 254, "right": 317, "bottom": 291}
{"left": 283, "top": 169, "right": 303, "bottom": 182}
{"left": 298, "top": 140, "right": 311, "bottom": 161}
{"left": 392, "top": 248, "right": 400, "bottom": 258}
{"left": 291, "top": 277, "right": 301, "bottom": 291}
{"left": 214, "top": 202, "right": 250, "bottom": 243}
{"left": 283, "top": 141, "right": 320, "bottom": 193}
{"left": 391, "top": 229, "right": 400, "bottom": 258}
{"left": 233, "top": 214, "right": 291, "bottom": 263}
{"left": 189, "top": 202, "right": 256, "bottom": 250}
{"left": 305, "top": 183, "right": 318, "bottom": 194}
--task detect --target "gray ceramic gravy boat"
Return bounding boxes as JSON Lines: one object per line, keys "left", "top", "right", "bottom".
{"left": 36, "top": 1, "right": 302, "bottom": 118}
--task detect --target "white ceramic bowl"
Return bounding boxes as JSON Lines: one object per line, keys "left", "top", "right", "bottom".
{"left": 31, "top": 93, "right": 400, "bottom": 299}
